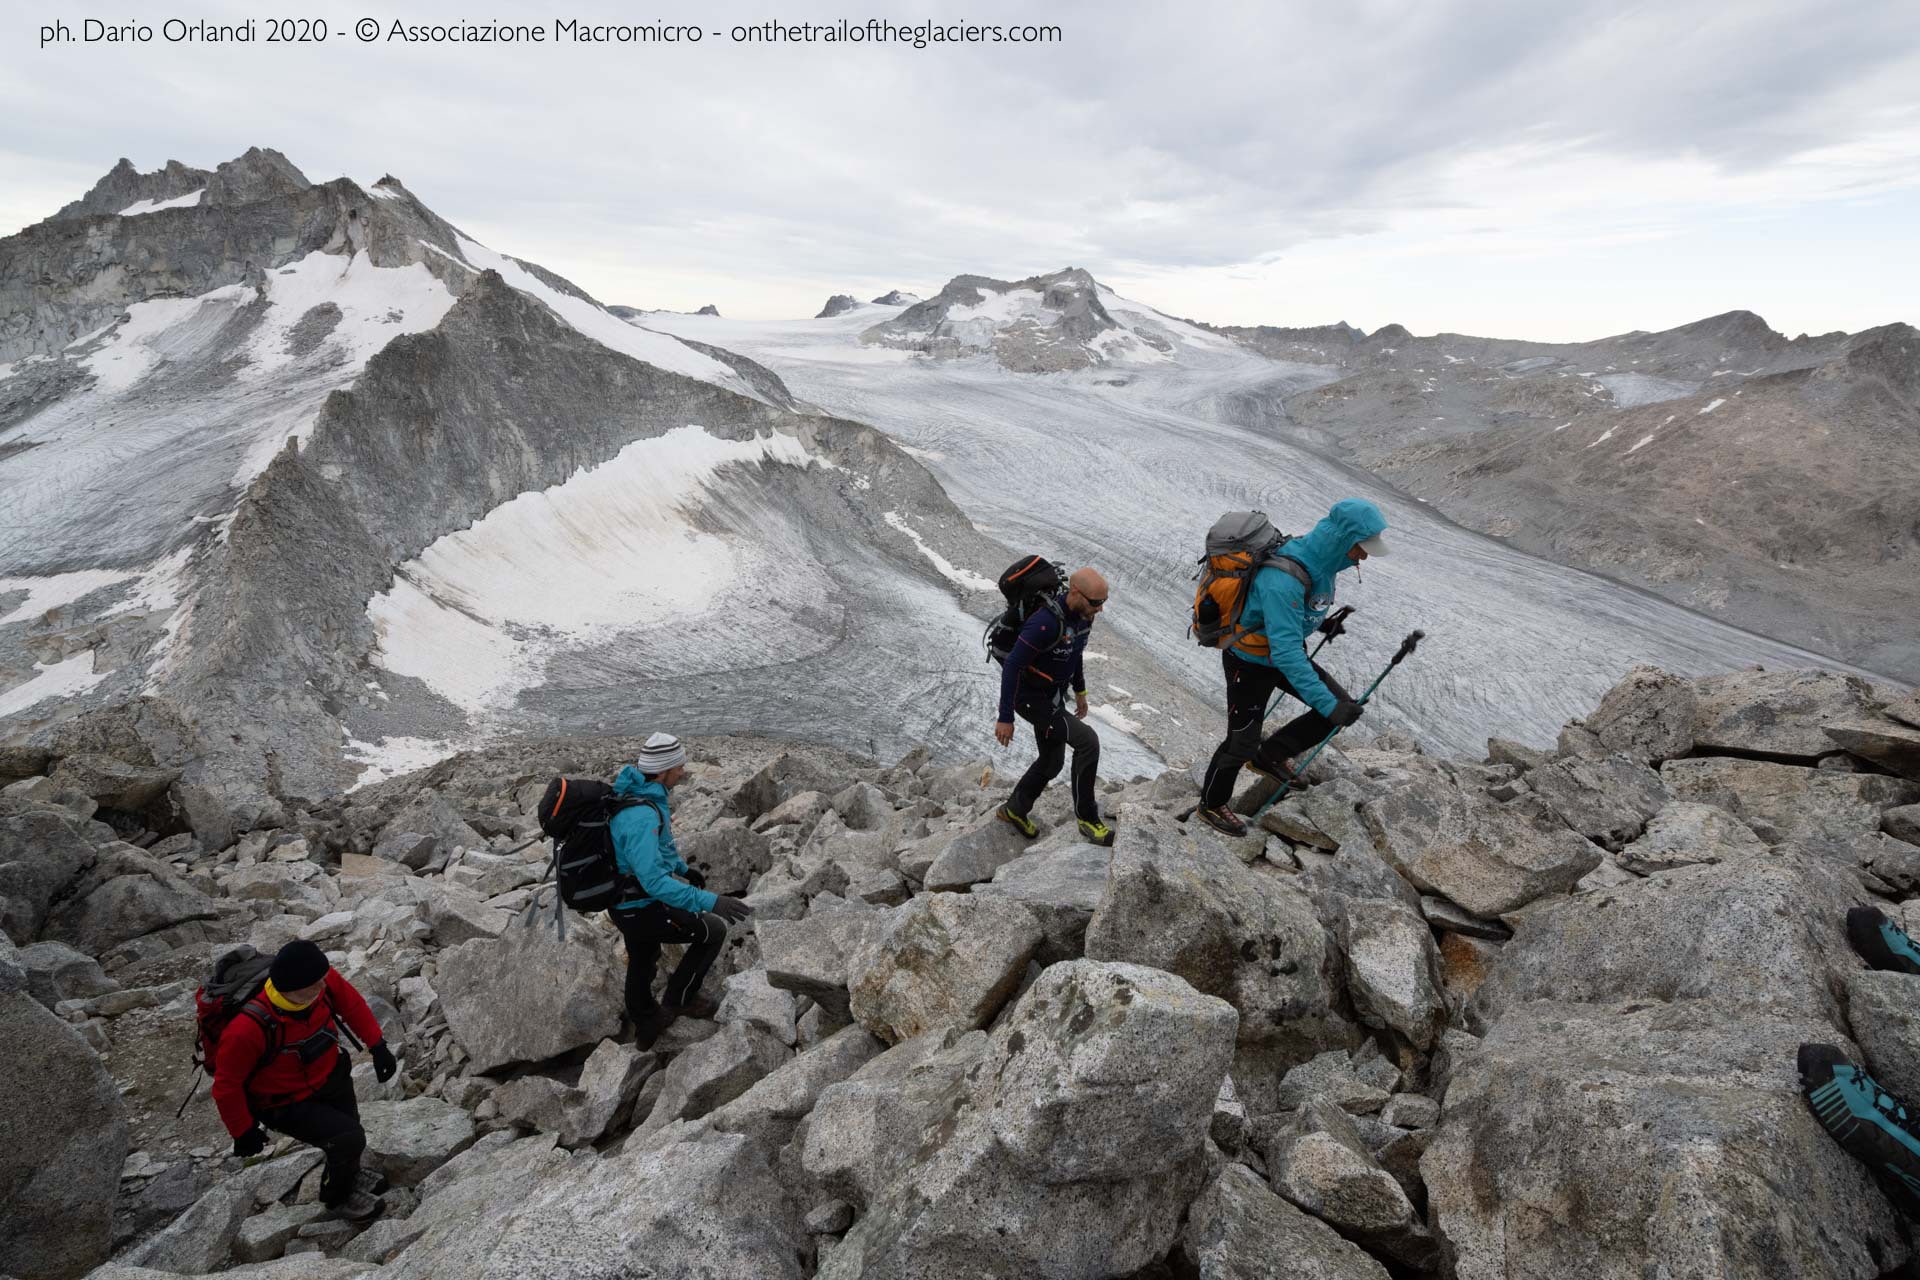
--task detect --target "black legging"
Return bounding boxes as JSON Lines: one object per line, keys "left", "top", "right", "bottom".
{"left": 1200, "top": 649, "right": 1352, "bottom": 809}
{"left": 255, "top": 1054, "right": 364, "bottom": 1207}
{"left": 1008, "top": 688, "right": 1101, "bottom": 821}
{"left": 610, "top": 902, "right": 728, "bottom": 1017}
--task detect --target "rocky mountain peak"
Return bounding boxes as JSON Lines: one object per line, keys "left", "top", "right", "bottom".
{"left": 52, "top": 156, "right": 214, "bottom": 221}
{"left": 203, "top": 146, "right": 311, "bottom": 206}
{"left": 817, "top": 294, "right": 862, "bottom": 318}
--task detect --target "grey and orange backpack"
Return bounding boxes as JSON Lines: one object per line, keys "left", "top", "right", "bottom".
{"left": 1190, "top": 512, "right": 1311, "bottom": 657}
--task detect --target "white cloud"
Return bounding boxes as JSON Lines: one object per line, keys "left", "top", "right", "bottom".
{"left": 3, "top": 0, "right": 1916, "bottom": 338}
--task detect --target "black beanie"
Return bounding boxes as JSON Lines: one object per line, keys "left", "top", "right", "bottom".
{"left": 270, "top": 940, "right": 330, "bottom": 991}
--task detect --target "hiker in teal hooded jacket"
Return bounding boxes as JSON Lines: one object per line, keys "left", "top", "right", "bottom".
{"left": 1194, "top": 497, "right": 1389, "bottom": 837}
{"left": 606, "top": 732, "right": 752, "bottom": 1048}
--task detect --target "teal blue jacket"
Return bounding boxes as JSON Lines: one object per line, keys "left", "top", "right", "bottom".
{"left": 607, "top": 767, "right": 718, "bottom": 914}
{"left": 1237, "top": 498, "right": 1388, "bottom": 715}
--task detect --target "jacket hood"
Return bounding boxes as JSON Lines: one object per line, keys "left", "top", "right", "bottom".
{"left": 1283, "top": 498, "right": 1389, "bottom": 585}
{"left": 612, "top": 766, "right": 669, "bottom": 803}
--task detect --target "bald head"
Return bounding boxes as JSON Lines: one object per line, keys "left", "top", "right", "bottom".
{"left": 1066, "top": 568, "right": 1108, "bottom": 619}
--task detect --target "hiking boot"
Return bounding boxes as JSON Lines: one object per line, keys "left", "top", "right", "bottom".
{"left": 997, "top": 805, "right": 1039, "bottom": 839}
{"left": 631, "top": 1006, "right": 676, "bottom": 1051}
{"left": 1848, "top": 906, "right": 1920, "bottom": 976}
{"left": 1194, "top": 805, "right": 1249, "bottom": 838}
{"left": 328, "top": 1188, "right": 385, "bottom": 1222}
{"left": 1247, "top": 755, "right": 1299, "bottom": 786}
{"left": 1800, "top": 1042, "right": 1920, "bottom": 1214}
{"left": 353, "top": 1168, "right": 389, "bottom": 1196}
{"left": 1077, "top": 817, "right": 1115, "bottom": 847}
{"left": 667, "top": 995, "right": 721, "bottom": 1021}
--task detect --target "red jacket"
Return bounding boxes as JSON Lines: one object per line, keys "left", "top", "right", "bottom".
{"left": 211, "top": 969, "right": 386, "bottom": 1136}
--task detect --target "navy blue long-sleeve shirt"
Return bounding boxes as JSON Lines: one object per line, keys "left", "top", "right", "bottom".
{"left": 998, "top": 603, "right": 1091, "bottom": 721}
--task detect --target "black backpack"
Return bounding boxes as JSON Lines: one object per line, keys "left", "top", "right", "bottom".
{"left": 526, "top": 777, "right": 664, "bottom": 937}
{"left": 984, "top": 554, "right": 1068, "bottom": 665}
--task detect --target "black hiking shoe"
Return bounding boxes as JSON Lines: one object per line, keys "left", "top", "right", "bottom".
{"left": 1849, "top": 906, "right": 1920, "bottom": 976}
{"left": 1800, "top": 1042, "right": 1920, "bottom": 1215}
{"left": 632, "top": 1006, "right": 676, "bottom": 1051}
{"left": 667, "top": 995, "right": 721, "bottom": 1021}
{"left": 1194, "top": 805, "right": 1249, "bottom": 838}
{"left": 354, "top": 1168, "right": 389, "bottom": 1196}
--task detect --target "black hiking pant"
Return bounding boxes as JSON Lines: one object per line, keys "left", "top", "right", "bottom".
{"left": 1008, "top": 688, "right": 1101, "bottom": 822}
{"left": 611, "top": 902, "right": 728, "bottom": 1018}
{"left": 1200, "top": 649, "right": 1353, "bottom": 809}
{"left": 255, "top": 1054, "right": 364, "bottom": 1208}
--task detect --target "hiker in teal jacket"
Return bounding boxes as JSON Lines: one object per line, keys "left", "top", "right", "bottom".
{"left": 606, "top": 733, "right": 752, "bottom": 1047}
{"left": 1195, "top": 498, "right": 1389, "bottom": 836}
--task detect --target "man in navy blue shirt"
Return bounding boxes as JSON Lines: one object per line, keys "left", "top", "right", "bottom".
{"left": 993, "top": 567, "right": 1115, "bottom": 846}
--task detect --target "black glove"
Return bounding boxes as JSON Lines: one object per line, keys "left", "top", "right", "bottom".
{"left": 684, "top": 868, "right": 707, "bottom": 890}
{"left": 371, "top": 1041, "right": 398, "bottom": 1083}
{"left": 1327, "top": 699, "right": 1365, "bottom": 729}
{"left": 1318, "top": 608, "right": 1351, "bottom": 639}
{"left": 712, "top": 896, "right": 753, "bottom": 924}
{"left": 233, "top": 1126, "right": 268, "bottom": 1159}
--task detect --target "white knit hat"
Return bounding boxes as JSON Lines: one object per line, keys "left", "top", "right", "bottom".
{"left": 635, "top": 732, "right": 688, "bottom": 773}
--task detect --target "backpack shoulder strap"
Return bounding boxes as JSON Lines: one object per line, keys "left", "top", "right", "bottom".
{"left": 1262, "top": 552, "right": 1314, "bottom": 600}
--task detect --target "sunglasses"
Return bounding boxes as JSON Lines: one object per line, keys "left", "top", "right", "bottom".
{"left": 1080, "top": 594, "right": 1108, "bottom": 609}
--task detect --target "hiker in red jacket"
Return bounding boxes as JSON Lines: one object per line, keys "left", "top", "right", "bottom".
{"left": 210, "top": 941, "right": 396, "bottom": 1220}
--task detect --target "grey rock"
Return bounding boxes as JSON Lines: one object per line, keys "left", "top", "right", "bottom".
{"left": 1661, "top": 756, "right": 1919, "bottom": 844}
{"left": 377, "top": 1129, "right": 810, "bottom": 1280}
{"left": 1379, "top": 1093, "right": 1440, "bottom": 1130}
{"left": 677, "top": 820, "right": 773, "bottom": 896}
{"left": 1274, "top": 1048, "right": 1399, "bottom": 1114}
{"left": 1180, "top": 1161, "right": 1390, "bottom": 1280}
{"left": 120, "top": 1162, "right": 269, "bottom": 1274}
{"left": 1472, "top": 856, "right": 1860, "bottom": 1030}
{"left": 437, "top": 925, "right": 624, "bottom": 1073}
{"left": 18, "top": 938, "right": 118, "bottom": 1007}
{"left": 803, "top": 1029, "right": 990, "bottom": 1207}
{"left": 717, "top": 968, "right": 799, "bottom": 1044}
{"left": 360, "top": 1096, "right": 477, "bottom": 1185}
{"left": 707, "top": 1023, "right": 884, "bottom": 1147}
{"left": 847, "top": 893, "right": 1042, "bottom": 1044}
{"left": 1692, "top": 668, "right": 1885, "bottom": 759}
{"left": 1574, "top": 665, "right": 1698, "bottom": 764}
{"left": 727, "top": 752, "right": 840, "bottom": 821}
{"left": 1886, "top": 803, "right": 1920, "bottom": 844}
{"left": 505, "top": 1038, "right": 652, "bottom": 1147}
{"left": 0, "top": 804, "right": 101, "bottom": 940}
{"left": 1341, "top": 898, "right": 1446, "bottom": 1049}
{"left": 1850, "top": 831, "right": 1920, "bottom": 895}
{"left": 46, "top": 753, "right": 182, "bottom": 810}
{"left": 1847, "top": 971, "right": 1920, "bottom": 1106}
{"left": 972, "top": 842, "right": 1109, "bottom": 964}
{"left": 1424, "top": 1000, "right": 1905, "bottom": 1279}
{"left": 808, "top": 1199, "right": 856, "bottom": 1234}
{"left": 1826, "top": 718, "right": 1920, "bottom": 782}
{"left": 1211, "top": 1075, "right": 1249, "bottom": 1154}
{"left": 232, "top": 1203, "right": 329, "bottom": 1264}
{"left": 818, "top": 959, "right": 1233, "bottom": 1280}
{"left": 1615, "top": 800, "right": 1767, "bottom": 873}
{"left": 818, "top": 294, "right": 862, "bottom": 318}
{"left": 751, "top": 789, "right": 834, "bottom": 840}
{"left": 987, "top": 961, "right": 1239, "bottom": 1184}
{"left": 1485, "top": 737, "right": 1550, "bottom": 771}
{"left": 638, "top": 1019, "right": 791, "bottom": 1134}
{"left": 1363, "top": 774, "right": 1606, "bottom": 916}
{"left": 1417, "top": 895, "right": 1510, "bottom": 940}
{"left": 0, "top": 987, "right": 127, "bottom": 1279}
{"left": 374, "top": 791, "right": 481, "bottom": 871}
{"left": 760, "top": 904, "right": 890, "bottom": 1018}
{"left": 1275, "top": 1110, "right": 1419, "bottom": 1241}
{"left": 1085, "top": 804, "right": 1342, "bottom": 1062}
{"left": 922, "top": 816, "right": 1032, "bottom": 891}
{"left": 1524, "top": 752, "right": 1670, "bottom": 849}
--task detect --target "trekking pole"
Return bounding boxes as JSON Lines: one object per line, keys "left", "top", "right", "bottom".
{"left": 1178, "top": 607, "right": 1356, "bottom": 822}
{"left": 1246, "top": 628, "right": 1425, "bottom": 826}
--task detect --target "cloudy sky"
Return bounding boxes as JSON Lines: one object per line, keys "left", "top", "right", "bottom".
{"left": 5, "top": 0, "right": 1917, "bottom": 340}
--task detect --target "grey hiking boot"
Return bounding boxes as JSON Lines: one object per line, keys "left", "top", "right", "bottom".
{"left": 329, "top": 1188, "right": 384, "bottom": 1221}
